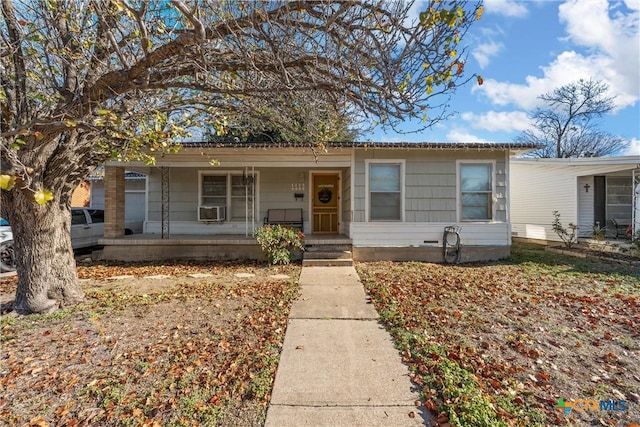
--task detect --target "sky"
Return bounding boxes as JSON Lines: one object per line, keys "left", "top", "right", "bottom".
{"left": 365, "top": 0, "right": 640, "bottom": 156}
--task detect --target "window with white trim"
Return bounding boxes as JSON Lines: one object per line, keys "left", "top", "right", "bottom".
{"left": 200, "top": 172, "right": 255, "bottom": 221}
{"left": 368, "top": 162, "right": 403, "bottom": 221}
{"left": 606, "top": 176, "right": 632, "bottom": 221}
{"left": 459, "top": 163, "right": 493, "bottom": 221}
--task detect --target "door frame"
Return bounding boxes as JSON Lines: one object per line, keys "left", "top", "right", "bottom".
{"left": 309, "top": 170, "right": 342, "bottom": 235}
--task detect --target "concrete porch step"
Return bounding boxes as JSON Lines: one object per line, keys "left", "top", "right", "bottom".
{"left": 303, "top": 242, "right": 354, "bottom": 266}
{"left": 305, "top": 244, "right": 353, "bottom": 252}
{"left": 302, "top": 258, "right": 354, "bottom": 267}
{"left": 304, "top": 250, "right": 352, "bottom": 260}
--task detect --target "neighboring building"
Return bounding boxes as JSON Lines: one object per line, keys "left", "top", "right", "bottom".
{"left": 98, "top": 141, "right": 538, "bottom": 262}
{"left": 510, "top": 156, "right": 640, "bottom": 242}
{"left": 89, "top": 171, "right": 147, "bottom": 233}
{"left": 71, "top": 180, "right": 91, "bottom": 207}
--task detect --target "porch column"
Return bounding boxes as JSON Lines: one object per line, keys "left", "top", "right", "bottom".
{"left": 104, "top": 166, "right": 125, "bottom": 238}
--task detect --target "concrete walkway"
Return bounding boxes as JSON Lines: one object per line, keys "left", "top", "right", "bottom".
{"left": 265, "top": 266, "right": 430, "bottom": 427}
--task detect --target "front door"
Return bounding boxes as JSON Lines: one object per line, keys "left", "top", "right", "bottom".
{"left": 312, "top": 174, "right": 339, "bottom": 234}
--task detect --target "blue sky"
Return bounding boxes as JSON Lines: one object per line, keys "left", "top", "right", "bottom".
{"left": 366, "top": 0, "right": 640, "bottom": 156}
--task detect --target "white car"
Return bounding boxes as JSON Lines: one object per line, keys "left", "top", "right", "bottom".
{"left": 0, "top": 219, "right": 14, "bottom": 272}
{"left": 0, "top": 208, "right": 140, "bottom": 272}
{"left": 71, "top": 208, "right": 106, "bottom": 249}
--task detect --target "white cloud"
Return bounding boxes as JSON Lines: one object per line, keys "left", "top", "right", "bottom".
{"left": 473, "top": 41, "right": 504, "bottom": 69}
{"left": 460, "top": 111, "right": 532, "bottom": 132}
{"left": 403, "top": 0, "right": 426, "bottom": 26}
{"left": 621, "top": 138, "right": 640, "bottom": 155}
{"left": 484, "top": 0, "right": 529, "bottom": 17}
{"left": 476, "top": 0, "right": 639, "bottom": 111}
{"left": 445, "top": 129, "right": 492, "bottom": 143}
{"left": 558, "top": 0, "right": 639, "bottom": 109}
{"left": 624, "top": 0, "right": 640, "bottom": 11}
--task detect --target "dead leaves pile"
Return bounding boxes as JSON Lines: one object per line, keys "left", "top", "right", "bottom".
{"left": 1, "top": 262, "right": 300, "bottom": 426}
{"left": 357, "top": 246, "right": 639, "bottom": 427}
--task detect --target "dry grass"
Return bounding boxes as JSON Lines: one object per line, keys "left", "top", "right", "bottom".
{"left": 357, "top": 243, "right": 639, "bottom": 426}
{"left": 1, "top": 261, "right": 300, "bottom": 427}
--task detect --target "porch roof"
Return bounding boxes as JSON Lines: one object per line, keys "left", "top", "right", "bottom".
{"left": 511, "top": 155, "right": 640, "bottom": 166}
{"left": 182, "top": 141, "right": 541, "bottom": 152}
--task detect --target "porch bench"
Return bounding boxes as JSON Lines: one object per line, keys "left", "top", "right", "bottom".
{"left": 264, "top": 209, "right": 303, "bottom": 231}
{"left": 609, "top": 218, "right": 631, "bottom": 238}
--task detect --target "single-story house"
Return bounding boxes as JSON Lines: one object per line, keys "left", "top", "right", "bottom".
{"left": 510, "top": 156, "right": 640, "bottom": 242}
{"left": 98, "top": 141, "right": 538, "bottom": 263}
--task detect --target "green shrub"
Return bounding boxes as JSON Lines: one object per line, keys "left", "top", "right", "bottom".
{"left": 256, "top": 225, "right": 304, "bottom": 265}
{"left": 552, "top": 211, "right": 578, "bottom": 248}
{"left": 591, "top": 223, "right": 607, "bottom": 240}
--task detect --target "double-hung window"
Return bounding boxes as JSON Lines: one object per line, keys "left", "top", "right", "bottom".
{"left": 201, "top": 175, "right": 227, "bottom": 207}
{"left": 459, "top": 162, "right": 493, "bottom": 221}
{"left": 230, "top": 175, "right": 254, "bottom": 221}
{"left": 200, "top": 172, "right": 255, "bottom": 221}
{"left": 367, "top": 161, "right": 403, "bottom": 221}
{"left": 606, "top": 176, "right": 632, "bottom": 221}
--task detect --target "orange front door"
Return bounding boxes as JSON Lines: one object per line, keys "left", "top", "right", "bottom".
{"left": 312, "top": 174, "right": 339, "bottom": 234}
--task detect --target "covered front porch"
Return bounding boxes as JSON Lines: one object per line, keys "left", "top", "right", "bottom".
{"left": 97, "top": 233, "right": 353, "bottom": 262}
{"left": 100, "top": 144, "right": 354, "bottom": 263}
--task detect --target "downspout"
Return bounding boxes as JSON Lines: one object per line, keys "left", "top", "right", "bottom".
{"left": 505, "top": 150, "right": 511, "bottom": 245}
{"left": 245, "top": 166, "right": 248, "bottom": 238}
{"left": 350, "top": 147, "right": 355, "bottom": 239}
{"left": 253, "top": 166, "right": 256, "bottom": 236}
{"left": 634, "top": 168, "right": 640, "bottom": 238}
{"left": 161, "top": 166, "right": 170, "bottom": 239}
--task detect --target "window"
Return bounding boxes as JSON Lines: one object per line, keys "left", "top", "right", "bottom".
{"left": 72, "top": 210, "right": 87, "bottom": 225}
{"left": 459, "top": 163, "right": 493, "bottom": 221}
{"left": 87, "top": 209, "right": 104, "bottom": 223}
{"left": 200, "top": 172, "right": 255, "bottom": 221}
{"left": 201, "top": 175, "right": 227, "bottom": 206}
{"left": 230, "top": 175, "right": 254, "bottom": 221}
{"left": 368, "top": 162, "right": 403, "bottom": 221}
{"left": 606, "top": 176, "right": 632, "bottom": 220}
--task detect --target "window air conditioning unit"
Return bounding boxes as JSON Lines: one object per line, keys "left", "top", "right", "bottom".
{"left": 199, "top": 206, "right": 226, "bottom": 222}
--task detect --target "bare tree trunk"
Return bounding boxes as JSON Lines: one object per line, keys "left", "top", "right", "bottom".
{"left": 8, "top": 189, "right": 84, "bottom": 314}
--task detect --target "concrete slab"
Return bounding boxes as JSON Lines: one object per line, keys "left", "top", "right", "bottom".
{"left": 265, "top": 405, "right": 428, "bottom": 427}
{"left": 187, "top": 273, "right": 212, "bottom": 278}
{"left": 270, "top": 319, "right": 418, "bottom": 406}
{"left": 302, "top": 259, "right": 353, "bottom": 267}
{"left": 265, "top": 265, "right": 432, "bottom": 427}
{"left": 234, "top": 272, "right": 256, "bottom": 278}
{"left": 298, "top": 266, "right": 362, "bottom": 286}
{"left": 290, "top": 284, "right": 378, "bottom": 319}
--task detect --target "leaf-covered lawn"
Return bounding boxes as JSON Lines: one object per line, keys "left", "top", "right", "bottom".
{"left": 1, "top": 261, "right": 300, "bottom": 427}
{"left": 357, "top": 243, "right": 639, "bottom": 427}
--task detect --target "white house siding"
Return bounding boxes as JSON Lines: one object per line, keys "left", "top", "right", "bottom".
{"left": 261, "top": 167, "right": 309, "bottom": 231}
{"left": 350, "top": 222, "right": 509, "bottom": 247}
{"left": 350, "top": 149, "right": 509, "bottom": 246}
{"left": 510, "top": 157, "right": 640, "bottom": 242}
{"left": 141, "top": 147, "right": 352, "bottom": 235}
{"left": 577, "top": 176, "right": 594, "bottom": 237}
{"left": 91, "top": 177, "right": 147, "bottom": 225}
{"left": 511, "top": 163, "right": 577, "bottom": 242}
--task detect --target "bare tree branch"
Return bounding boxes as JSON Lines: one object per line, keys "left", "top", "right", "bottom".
{"left": 520, "top": 79, "right": 627, "bottom": 158}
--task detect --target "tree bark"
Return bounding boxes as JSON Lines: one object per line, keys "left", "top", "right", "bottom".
{"left": 8, "top": 189, "right": 84, "bottom": 314}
